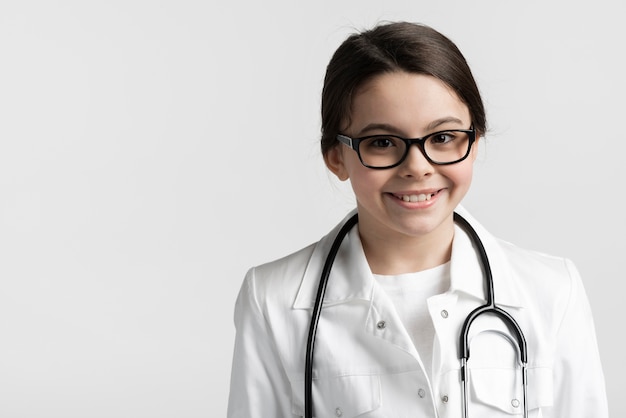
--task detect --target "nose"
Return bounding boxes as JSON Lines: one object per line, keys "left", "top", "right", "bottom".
{"left": 398, "top": 144, "right": 434, "bottom": 178}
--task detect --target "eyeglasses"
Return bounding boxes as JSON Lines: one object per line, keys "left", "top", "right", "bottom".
{"left": 336, "top": 126, "right": 476, "bottom": 169}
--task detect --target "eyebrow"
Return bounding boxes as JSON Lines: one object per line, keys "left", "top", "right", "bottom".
{"left": 426, "top": 117, "right": 465, "bottom": 131}
{"left": 356, "top": 116, "right": 466, "bottom": 137}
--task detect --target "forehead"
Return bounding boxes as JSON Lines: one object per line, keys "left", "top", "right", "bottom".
{"left": 347, "top": 71, "right": 470, "bottom": 135}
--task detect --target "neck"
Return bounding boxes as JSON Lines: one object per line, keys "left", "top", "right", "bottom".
{"left": 358, "top": 217, "right": 454, "bottom": 275}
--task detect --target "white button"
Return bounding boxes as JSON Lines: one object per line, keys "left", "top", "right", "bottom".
{"left": 377, "top": 320, "right": 386, "bottom": 329}
{"left": 511, "top": 399, "right": 520, "bottom": 408}
{"left": 335, "top": 407, "right": 343, "bottom": 416}
{"left": 441, "top": 310, "right": 449, "bottom": 318}
{"left": 418, "top": 388, "right": 426, "bottom": 398}
{"left": 441, "top": 395, "right": 449, "bottom": 403}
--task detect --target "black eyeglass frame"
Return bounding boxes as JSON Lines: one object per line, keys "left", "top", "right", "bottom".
{"left": 336, "top": 125, "right": 476, "bottom": 169}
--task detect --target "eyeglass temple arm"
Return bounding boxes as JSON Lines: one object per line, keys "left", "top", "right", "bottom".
{"left": 336, "top": 134, "right": 353, "bottom": 149}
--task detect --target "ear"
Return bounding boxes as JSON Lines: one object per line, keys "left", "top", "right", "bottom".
{"left": 323, "top": 145, "right": 350, "bottom": 181}
{"left": 469, "top": 134, "right": 480, "bottom": 162}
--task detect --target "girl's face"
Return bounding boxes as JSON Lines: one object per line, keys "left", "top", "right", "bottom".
{"left": 325, "top": 71, "right": 478, "bottom": 243}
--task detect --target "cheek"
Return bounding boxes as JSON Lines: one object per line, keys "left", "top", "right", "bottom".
{"left": 445, "top": 162, "right": 474, "bottom": 189}
{"left": 346, "top": 165, "right": 388, "bottom": 197}
{"left": 343, "top": 154, "right": 373, "bottom": 182}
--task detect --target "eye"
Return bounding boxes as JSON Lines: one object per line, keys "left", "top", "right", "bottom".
{"left": 429, "top": 132, "right": 457, "bottom": 145}
{"left": 364, "top": 136, "right": 398, "bottom": 149}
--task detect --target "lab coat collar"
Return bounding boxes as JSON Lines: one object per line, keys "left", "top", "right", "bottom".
{"left": 293, "top": 206, "right": 524, "bottom": 310}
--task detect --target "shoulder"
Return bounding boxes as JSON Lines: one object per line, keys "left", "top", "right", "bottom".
{"left": 241, "top": 211, "right": 358, "bottom": 308}
{"left": 493, "top": 236, "right": 583, "bottom": 323}
{"left": 233, "top": 241, "right": 318, "bottom": 329}
{"left": 496, "top": 237, "right": 579, "bottom": 287}
{"left": 248, "top": 242, "right": 318, "bottom": 296}
{"left": 456, "top": 206, "right": 581, "bottom": 312}
{"left": 457, "top": 206, "right": 577, "bottom": 285}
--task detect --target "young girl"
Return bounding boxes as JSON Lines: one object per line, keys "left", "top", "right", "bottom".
{"left": 227, "top": 22, "right": 607, "bottom": 417}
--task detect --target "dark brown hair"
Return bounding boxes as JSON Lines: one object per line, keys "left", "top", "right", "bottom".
{"left": 321, "top": 21, "right": 486, "bottom": 155}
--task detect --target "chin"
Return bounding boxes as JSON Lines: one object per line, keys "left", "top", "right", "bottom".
{"left": 390, "top": 217, "right": 446, "bottom": 237}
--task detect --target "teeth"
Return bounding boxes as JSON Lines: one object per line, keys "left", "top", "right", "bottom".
{"left": 400, "top": 193, "right": 433, "bottom": 202}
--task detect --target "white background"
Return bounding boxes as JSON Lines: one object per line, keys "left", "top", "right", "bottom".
{"left": 0, "top": 1, "right": 623, "bottom": 417}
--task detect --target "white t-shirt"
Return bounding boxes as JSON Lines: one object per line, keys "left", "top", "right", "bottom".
{"left": 374, "top": 262, "right": 451, "bottom": 381}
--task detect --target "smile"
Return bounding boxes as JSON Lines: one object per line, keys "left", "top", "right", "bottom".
{"left": 393, "top": 192, "right": 437, "bottom": 202}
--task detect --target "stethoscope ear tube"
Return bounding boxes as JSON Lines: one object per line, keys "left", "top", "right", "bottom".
{"left": 454, "top": 212, "right": 528, "bottom": 418}
{"left": 304, "top": 214, "right": 358, "bottom": 418}
{"left": 454, "top": 212, "right": 527, "bottom": 362}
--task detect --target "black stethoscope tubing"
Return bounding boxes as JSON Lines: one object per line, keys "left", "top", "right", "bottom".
{"left": 304, "top": 212, "right": 528, "bottom": 418}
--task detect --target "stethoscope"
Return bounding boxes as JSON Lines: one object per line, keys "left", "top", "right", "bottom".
{"left": 304, "top": 212, "right": 528, "bottom": 418}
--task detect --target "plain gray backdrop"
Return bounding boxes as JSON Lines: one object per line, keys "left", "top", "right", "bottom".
{"left": 0, "top": 1, "right": 622, "bottom": 417}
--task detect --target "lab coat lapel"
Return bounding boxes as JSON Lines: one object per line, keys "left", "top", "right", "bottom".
{"left": 293, "top": 210, "right": 374, "bottom": 309}
{"left": 292, "top": 211, "right": 421, "bottom": 359}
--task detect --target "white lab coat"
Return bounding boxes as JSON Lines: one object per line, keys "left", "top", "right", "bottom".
{"left": 227, "top": 207, "right": 608, "bottom": 417}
